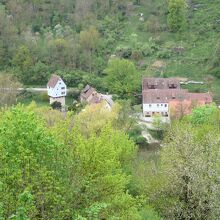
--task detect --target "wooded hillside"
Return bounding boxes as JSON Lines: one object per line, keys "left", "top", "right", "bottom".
{"left": 0, "top": 0, "right": 219, "bottom": 103}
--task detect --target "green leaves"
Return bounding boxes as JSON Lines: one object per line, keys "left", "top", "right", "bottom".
{"left": 167, "top": 0, "right": 187, "bottom": 32}
{"left": 0, "top": 105, "right": 141, "bottom": 219}
{"left": 105, "top": 58, "right": 140, "bottom": 99}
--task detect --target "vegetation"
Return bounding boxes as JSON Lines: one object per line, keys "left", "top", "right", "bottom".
{"left": 0, "top": 0, "right": 220, "bottom": 219}
{"left": 0, "top": 0, "right": 219, "bottom": 104}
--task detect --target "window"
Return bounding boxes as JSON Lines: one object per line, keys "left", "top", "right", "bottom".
{"left": 165, "top": 104, "right": 167, "bottom": 107}
{"left": 149, "top": 104, "right": 152, "bottom": 107}
{"left": 157, "top": 104, "right": 159, "bottom": 107}
{"left": 61, "top": 92, "right": 65, "bottom": 95}
{"left": 61, "top": 87, "right": 65, "bottom": 89}
{"left": 161, "top": 104, "right": 163, "bottom": 106}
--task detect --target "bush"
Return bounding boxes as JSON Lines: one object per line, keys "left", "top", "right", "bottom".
{"left": 40, "top": 92, "right": 49, "bottom": 102}
{"left": 209, "top": 67, "right": 220, "bottom": 78}
{"left": 115, "top": 46, "right": 132, "bottom": 58}
{"left": 145, "top": 15, "right": 164, "bottom": 33}
{"left": 51, "top": 101, "right": 62, "bottom": 109}
{"left": 157, "top": 49, "right": 171, "bottom": 59}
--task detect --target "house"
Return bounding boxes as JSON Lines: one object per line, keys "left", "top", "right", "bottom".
{"left": 142, "top": 77, "right": 212, "bottom": 118}
{"left": 80, "top": 85, "right": 98, "bottom": 103}
{"left": 47, "top": 74, "right": 67, "bottom": 106}
{"left": 80, "top": 85, "right": 114, "bottom": 110}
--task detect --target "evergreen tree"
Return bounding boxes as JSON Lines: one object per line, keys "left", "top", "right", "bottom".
{"left": 167, "top": 0, "right": 187, "bottom": 32}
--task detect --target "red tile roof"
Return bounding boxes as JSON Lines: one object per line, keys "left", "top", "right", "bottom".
{"left": 143, "top": 89, "right": 188, "bottom": 103}
{"left": 47, "top": 74, "right": 61, "bottom": 88}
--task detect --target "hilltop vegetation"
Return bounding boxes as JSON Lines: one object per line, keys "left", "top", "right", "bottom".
{"left": 0, "top": 0, "right": 219, "bottom": 104}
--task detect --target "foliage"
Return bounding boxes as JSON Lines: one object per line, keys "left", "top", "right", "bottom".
{"left": 0, "top": 74, "right": 22, "bottom": 107}
{"left": 167, "top": 0, "right": 187, "bottom": 32}
{"left": 189, "top": 104, "right": 218, "bottom": 125}
{"left": 146, "top": 121, "right": 220, "bottom": 219}
{"left": 51, "top": 101, "right": 62, "bottom": 109}
{"left": 0, "top": 106, "right": 70, "bottom": 219}
{"left": 105, "top": 58, "right": 140, "bottom": 99}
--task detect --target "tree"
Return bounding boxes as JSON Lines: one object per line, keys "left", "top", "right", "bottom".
{"left": 0, "top": 106, "right": 70, "bottom": 219}
{"left": 0, "top": 74, "right": 21, "bottom": 107}
{"left": 189, "top": 104, "right": 217, "bottom": 125}
{"left": 167, "top": 0, "right": 187, "bottom": 32}
{"left": 79, "top": 26, "right": 100, "bottom": 72}
{"left": 52, "top": 115, "right": 141, "bottom": 219}
{"left": 147, "top": 122, "right": 220, "bottom": 219}
{"left": 74, "top": 102, "right": 120, "bottom": 137}
{"left": 105, "top": 58, "right": 140, "bottom": 98}
{"left": 12, "top": 45, "right": 33, "bottom": 72}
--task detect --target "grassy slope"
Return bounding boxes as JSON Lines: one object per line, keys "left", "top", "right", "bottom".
{"left": 120, "top": 0, "right": 220, "bottom": 103}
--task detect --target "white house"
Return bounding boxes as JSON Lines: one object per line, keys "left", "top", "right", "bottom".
{"left": 47, "top": 74, "right": 67, "bottom": 106}
{"left": 142, "top": 77, "right": 213, "bottom": 120}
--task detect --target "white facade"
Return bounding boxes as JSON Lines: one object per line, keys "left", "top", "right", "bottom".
{"left": 143, "top": 103, "right": 169, "bottom": 117}
{"left": 47, "top": 79, "right": 66, "bottom": 98}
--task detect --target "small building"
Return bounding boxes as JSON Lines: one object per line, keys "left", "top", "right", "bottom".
{"left": 142, "top": 77, "right": 213, "bottom": 119}
{"left": 47, "top": 74, "right": 67, "bottom": 106}
{"left": 80, "top": 85, "right": 98, "bottom": 104}
{"left": 80, "top": 85, "right": 114, "bottom": 110}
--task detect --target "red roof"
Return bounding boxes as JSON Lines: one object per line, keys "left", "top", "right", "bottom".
{"left": 47, "top": 74, "right": 61, "bottom": 88}
{"left": 142, "top": 89, "right": 188, "bottom": 103}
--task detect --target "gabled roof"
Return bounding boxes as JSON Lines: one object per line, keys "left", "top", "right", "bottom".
{"left": 80, "top": 85, "right": 97, "bottom": 100}
{"left": 47, "top": 74, "right": 62, "bottom": 88}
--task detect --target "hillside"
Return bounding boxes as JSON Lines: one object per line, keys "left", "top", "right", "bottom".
{"left": 0, "top": 0, "right": 219, "bottom": 104}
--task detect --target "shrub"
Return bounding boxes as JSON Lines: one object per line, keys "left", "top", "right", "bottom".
{"left": 115, "top": 46, "right": 132, "bottom": 58}
{"left": 51, "top": 101, "right": 62, "bottom": 109}
{"left": 209, "top": 67, "right": 220, "bottom": 78}
{"left": 157, "top": 49, "right": 171, "bottom": 59}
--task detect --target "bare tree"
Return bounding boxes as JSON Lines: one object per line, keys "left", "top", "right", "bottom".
{"left": 0, "top": 74, "right": 22, "bottom": 107}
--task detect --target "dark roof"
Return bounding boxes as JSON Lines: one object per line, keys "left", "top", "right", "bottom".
{"left": 143, "top": 89, "right": 188, "bottom": 103}
{"left": 142, "top": 77, "right": 180, "bottom": 90}
{"left": 80, "top": 85, "right": 97, "bottom": 100}
{"left": 47, "top": 74, "right": 61, "bottom": 88}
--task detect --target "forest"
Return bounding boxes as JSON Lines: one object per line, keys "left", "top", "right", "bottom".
{"left": 0, "top": 0, "right": 220, "bottom": 219}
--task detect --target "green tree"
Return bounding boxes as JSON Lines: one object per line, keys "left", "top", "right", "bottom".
{"left": 105, "top": 58, "right": 140, "bottom": 98}
{"left": 52, "top": 117, "right": 140, "bottom": 219}
{"left": 12, "top": 46, "right": 33, "bottom": 71}
{"left": 167, "top": 0, "right": 187, "bottom": 32}
{"left": 189, "top": 104, "right": 218, "bottom": 125}
{"left": 79, "top": 26, "right": 100, "bottom": 72}
{"left": 148, "top": 122, "right": 220, "bottom": 219}
{"left": 0, "top": 106, "right": 70, "bottom": 219}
